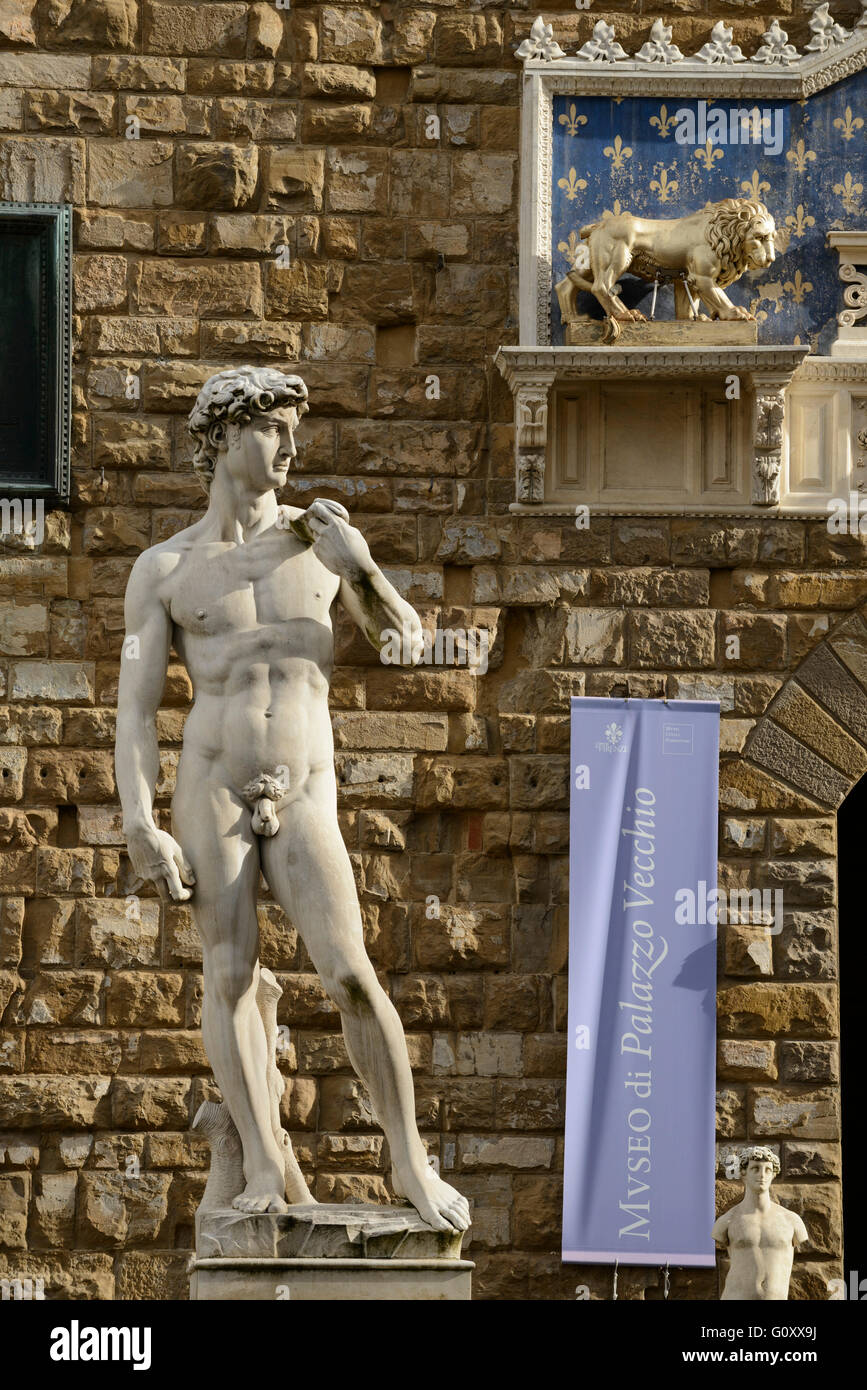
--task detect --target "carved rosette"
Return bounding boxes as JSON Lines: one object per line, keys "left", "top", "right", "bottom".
{"left": 516, "top": 452, "right": 546, "bottom": 504}
{"left": 752, "top": 391, "right": 785, "bottom": 506}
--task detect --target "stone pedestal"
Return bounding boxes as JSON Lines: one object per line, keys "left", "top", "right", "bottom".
{"left": 564, "top": 319, "right": 758, "bottom": 346}
{"left": 190, "top": 1203, "right": 473, "bottom": 1301}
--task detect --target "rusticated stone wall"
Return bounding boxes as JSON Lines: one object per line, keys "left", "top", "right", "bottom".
{"left": 0, "top": 1, "right": 864, "bottom": 1300}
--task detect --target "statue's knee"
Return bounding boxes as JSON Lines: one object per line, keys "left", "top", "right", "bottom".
{"left": 330, "top": 970, "right": 376, "bottom": 1016}
{"left": 208, "top": 956, "right": 256, "bottom": 1007}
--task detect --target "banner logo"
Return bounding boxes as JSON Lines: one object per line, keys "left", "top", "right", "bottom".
{"left": 596, "top": 721, "right": 627, "bottom": 753}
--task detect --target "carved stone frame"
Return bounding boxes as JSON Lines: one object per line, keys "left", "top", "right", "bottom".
{"left": 518, "top": 13, "right": 867, "bottom": 344}
{"left": 508, "top": 11, "right": 867, "bottom": 513}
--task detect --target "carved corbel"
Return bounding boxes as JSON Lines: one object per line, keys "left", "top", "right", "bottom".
{"left": 514, "top": 377, "right": 554, "bottom": 504}
{"left": 839, "top": 263, "right": 867, "bottom": 329}
{"left": 751, "top": 386, "right": 786, "bottom": 507}
{"left": 828, "top": 233, "right": 867, "bottom": 359}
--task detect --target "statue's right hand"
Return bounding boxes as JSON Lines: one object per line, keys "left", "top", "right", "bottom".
{"left": 125, "top": 825, "right": 196, "bottom": 902}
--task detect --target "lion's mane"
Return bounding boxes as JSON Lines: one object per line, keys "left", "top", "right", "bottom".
{"left": 704, "top": 198, "right": 774, "bottom": 287}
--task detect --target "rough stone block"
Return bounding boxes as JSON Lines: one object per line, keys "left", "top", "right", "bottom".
{"left": 0, "top": 134, "right": 84, "bottom": 201}
{"left": 174, "top": 140, "right": 257, "bottom": 209}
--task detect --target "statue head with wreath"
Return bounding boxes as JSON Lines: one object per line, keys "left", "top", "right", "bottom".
{"left": 188, "top": 366, "right": 309, "bottom": 495}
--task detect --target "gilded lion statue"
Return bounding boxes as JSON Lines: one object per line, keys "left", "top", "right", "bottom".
{"left": 555, "top": 197, "right": 776, "bottom": 340}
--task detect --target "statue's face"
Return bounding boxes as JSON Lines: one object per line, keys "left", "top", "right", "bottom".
{"left": 744, "top": 221, "right": 776, "bottom": 269}
{"left": 222, "top": 405, "right": 299, "bottom": 493}
{"left": 744, "top": 1159, "right": 775, "bottom": 1193}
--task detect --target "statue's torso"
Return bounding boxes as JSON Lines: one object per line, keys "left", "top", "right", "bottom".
{"left": 721, "top": 1206, "right": 798, "bottom": 1301}
{"left": 157, "top": 522, "right": 342, "bottom": 799}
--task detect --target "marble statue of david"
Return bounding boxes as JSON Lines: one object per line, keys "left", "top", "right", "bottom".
{"left": 115, "top": 366, "right": 470, "bottom": 1233}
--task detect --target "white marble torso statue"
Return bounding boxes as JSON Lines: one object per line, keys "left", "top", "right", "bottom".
{"left": 114, "top": 366, "right": 470, "bottom": 1234}
{"left": 712, "top": 1147, "right": 807, "bottom": 1300}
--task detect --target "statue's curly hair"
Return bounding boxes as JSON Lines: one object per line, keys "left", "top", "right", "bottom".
{"left": 739, "top": 1145, "right": 780, "bottom": 1176}
{"left": 187, "top": 366, "right": 309, "bottom": 493}
{"left": 704, "top": 198, "right": 775, "bottom": 287}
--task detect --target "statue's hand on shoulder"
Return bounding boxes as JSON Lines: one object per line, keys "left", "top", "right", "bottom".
{"left": 126, "top": 823, "right": 196, "bottom": 903}
{"left": 300, "top": 498, "right": 373, "bottom": 582}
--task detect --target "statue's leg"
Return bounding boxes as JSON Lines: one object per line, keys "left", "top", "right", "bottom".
{"left": 693, "top": 274, "right": 754, "bottom": 322}
{"left": 173, "top": 763, "right": 288, "bottom": 1214}
{"left": 260, "top": 774, "right": 470, "bottom": 1233}
{"left": 591, "top": 239, "right": 640, "bottom": 321}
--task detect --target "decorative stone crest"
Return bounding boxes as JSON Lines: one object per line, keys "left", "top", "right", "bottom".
{"left": 806, "top": 2, "right": 849, "bottom": 53}
{"left": 576, "top": 20, "right": 628, "bottom": 64}
{"left": 635, "top": 19, "right": 684, "bottom": 66}
{"left": 516, "top": 7, "right": 865, "bottom": 71}
{"left": 695, "top": 22, "right": 747, "bottom": 66}
{"left": 516, "top": 16, "right": 564, "bottom": 63}
{"left": 753, "top": 19, "right": 799, "bottom": 67}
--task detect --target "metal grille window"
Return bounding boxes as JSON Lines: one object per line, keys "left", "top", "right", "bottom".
{"left": 0, "top": 201, "right": 71, "bottom": 505}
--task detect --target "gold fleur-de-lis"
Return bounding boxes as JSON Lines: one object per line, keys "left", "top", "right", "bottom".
{"left": 558, "top": 103, "right": 588, "bottom": 138}
{"left": 602, "top": 200, "right": 624, "bottom": 218}
{"left": 735, "top": 108, "right": 771, "bottom": 141}
{"left": 650, "top": 167, "right": 678, "bottom": 203}
{"left": 603, "top": 135, "right": 633, "bottom": 170}
{"left": 784, "top": 204, "right": 816, "bottom": 239}
{"left": 833, "top": 171, "right": 863, "bottom": 212}
{"left": 833, "top": 106, "right": 864, "bottom": 141}
{"left": 557, "top": 230, "right": 585, "bottom": 268}
{"left": 694, "top": 140, "right": 724, "bottom": 171}
{"left": 649, "top": 104, "right": 675, "bottom": 139}
{"left": 783, "top": 269, "right": 813, "bottom": 305}
{"left": 786, "top": 139, "right": 816, "bottom": 173}
{"left": 740, "top": 169, "right": 770, "bottom": 200}
{"left": 557, "top": 167, "right": 588, "bottom": 202}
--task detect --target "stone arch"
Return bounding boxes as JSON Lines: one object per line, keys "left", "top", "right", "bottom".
{"left": 740, "top": 607, "right": 867, "bottom": 809}
{"left": 715, "top": 605, "right": 867, "bottom": 1297}
{"left": 720, "top": 606, "right": 867, "bottom": 814}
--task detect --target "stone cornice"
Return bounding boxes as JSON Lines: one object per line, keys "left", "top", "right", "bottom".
{"left": 795, "top": 356, "right": 867, "bottom": 380}
{"left": 495, "top": 344, "right": 810, "bottom": 389}
{"left": 517, "top": 9, "right": 867, "bottom": 99}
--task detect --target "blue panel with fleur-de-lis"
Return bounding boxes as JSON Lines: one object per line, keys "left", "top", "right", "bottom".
{"left": 551, "top": 71, "right": 866, "bottom": 351}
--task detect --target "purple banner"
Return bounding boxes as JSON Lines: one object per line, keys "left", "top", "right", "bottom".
{"left": 563, "top": 698, "right": 719, "bottom": 1267}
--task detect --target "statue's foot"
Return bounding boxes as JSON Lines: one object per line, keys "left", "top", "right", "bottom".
{"left": 392, "top": 1162, "right": 471, "bottom": 1234}
{"left": 232, "top": 1178, "right": 289, "bottom": 1214}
